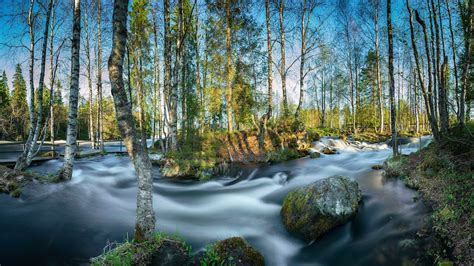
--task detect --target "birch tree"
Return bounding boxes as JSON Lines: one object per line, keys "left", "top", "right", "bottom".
{"left": 96, "top": 0, "right": 104, "bottom": 152}
{"left": 108, "top": 0, "right": 155, "bottom": 241}
{"left": 15, "top": 0, "right": 54, "bottom": 171}
{"left": 387, "top": 0, "right": 397, "bottom": 155}
{"left": 59, "top": 0, "right": 81, "bottom": 180}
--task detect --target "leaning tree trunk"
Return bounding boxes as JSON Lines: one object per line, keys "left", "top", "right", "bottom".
{"left": 108, "top": 0, "right": 155, "bottom": 241}
{"left": 407, "top": 0, "right": 440, "bottom": 142}
{"left": 16, "top": 0, "right": 36, "bottom": 171}
{"left": 58, "top": 0, "right": 81, "bottom": 181}
{"left": 15, "top": 0, "right": 53, "bottom": 170}
{"left": 415, "top": 9, "right": 441, "bottom": 142}
{"left": 387, "top": 0, "right": 397, "bottom": 155}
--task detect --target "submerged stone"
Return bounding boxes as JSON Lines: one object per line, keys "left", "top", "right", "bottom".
{"left": 321, "top": 147, "right": 337, "bottom": 155}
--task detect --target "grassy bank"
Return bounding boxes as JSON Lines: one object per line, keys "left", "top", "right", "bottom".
{"left": 91, "top": 233, "right": 264, "bottom": 266}
{"left": 158, "top": 118, "right": 320, "bottom": 180}
{"left": 384, "top": 123, "right": 474, "bottom": 265}
{"left": 0, "top": 165, "right": 55, "bottom": 197}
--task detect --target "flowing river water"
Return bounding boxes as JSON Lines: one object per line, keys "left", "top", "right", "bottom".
{"left": 0, "top": 137, "right": 432, "bottom": 265}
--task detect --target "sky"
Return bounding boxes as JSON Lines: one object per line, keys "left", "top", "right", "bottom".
{"left": 0, "top": 0, "right": 458, "bottom": 108}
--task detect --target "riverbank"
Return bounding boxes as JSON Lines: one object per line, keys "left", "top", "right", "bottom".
{"left": 157, "top": 121, "right": 423, "bottom": 180}
{"left": 159, "top": 120, "right": 320, "bottom": 180}
{"left": 91, "top": 233, "right": 264, "bottom": 266}
{"left": 0, "top": 165, "right": 55, "bottom": 197}
{"left": 383, "top": 123, "right": 474, "bottom": 265}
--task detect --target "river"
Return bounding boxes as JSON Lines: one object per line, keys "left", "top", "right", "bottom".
{"left": 0, "top": 137, "right": 432, "bottom": 265}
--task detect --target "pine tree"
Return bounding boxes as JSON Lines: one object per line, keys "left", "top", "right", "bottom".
{"left": 0, "top": 71, "right": 9, "bottom": 107}
{"left": 11, "top": 65, "right": 28, "bottom": 140}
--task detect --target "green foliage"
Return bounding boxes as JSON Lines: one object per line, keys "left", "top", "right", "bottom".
{"left": 0, "top": 70, "right": 9, "bottom": 107}
{"left": 386, "top": 124, "right": 474, "bottom": 264}
{"left": 10, "top": 64, "right": 28, "bottom": 140}
{"left": 200, "top": 244, "right": 225, "bottom": 266}
{"left": 91, "top": 232, "right": 168, "bottom": 266}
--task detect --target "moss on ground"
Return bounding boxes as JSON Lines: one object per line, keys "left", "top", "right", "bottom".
{"left": 382, "top": 122, "right": 474, "bottom": 265}
{"left": 91, "top": 232, "right": 192, "bottom": 266}
{"left": 160, "top": 120, "right": 319, "bottom": 180}
{"left": 200, "top": 237, "right": 264, "bottom": 266}
{"left": 91, "top": 234, "right": 264, "bottom": 266}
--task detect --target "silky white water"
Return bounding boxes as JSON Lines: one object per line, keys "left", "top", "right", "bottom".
{"left": 0, "top": 137, "right": 432, "bottom": 265}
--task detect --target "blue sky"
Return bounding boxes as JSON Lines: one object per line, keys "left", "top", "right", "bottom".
{"left": 0, "top": 0, "right": 461, "bottom": 106}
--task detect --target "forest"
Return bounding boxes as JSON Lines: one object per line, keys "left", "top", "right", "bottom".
{"left": 0, "top": 0, "right": 472, "bottom": 265}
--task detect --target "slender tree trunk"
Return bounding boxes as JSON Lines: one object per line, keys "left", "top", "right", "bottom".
{"left": 415, "top": 10, "right": 441, "bottom": 141}
{"left": 195, "top": 9, "right": 203, "bottom": 134}
{"left": 278, "top": 0, "right": 288, "bottom": 115}
{"left": 459, "top": 0, "right": 473, "bottom": 124}
{"left": 139, "top": 58, "right": 147, "bottom": 149}
{"left": 49, "top": 0, "right": 56, "bottom": 155}
{"left": 152, "top": 12, "right": 162, "bottom": 149}
{"left": 428, "top": 2, "right": 439, "bottom": 121}
{"left": 16, "top": 0, "right": 53, "bottom": 170}
{"left": 349, "top": 53, "right": 356, "bottom": 133}
{"left": 169, "top": 0, "right": 178, "bottom": 150}
{"left": 59, "top": 0, "right": 81, "bottom": 180}
{"left": 16, "top": 0, "right": 36, "bottom": 171}
{"left": 375, "top": 12, "right": 384, "bottom": 133}
{"left": 265, "top": 0, "right": 273, "bottom": 118}
{"left": 96, "top": 0, "right": 104, "bottom": 152}
{"left": 437, "top": 0, "right": 447, "bottom": 58}
{"left": 430, "top": 0, "right": 449, "bottom": 132}
{"left": 445, "top": 0, "right": 460, "bottom": 122}
{"left": 414, "top": 69, "right": 420, "bottom": 134}
{"left": 407, "top": 0, "right": 440, "bottom": 141}
{"left": 226, "top": 0, "right": 233, "bottom": 132}
{"left": 109, "top": 0, "right": 155, "bottom": 242}
{"left": 296, "top": 0, "right": 307, "bottom": 119}
{"left": 387, "top": 0, "right": 397, "bottom": 155}
{"left": 84, "top": 9, "right": 95, "bottom": 149}
{"left": 163, "top": 0, "right": 171, "bottom": 150}
{"left": 321, "top": 70, "right": 326, "bottom": 126}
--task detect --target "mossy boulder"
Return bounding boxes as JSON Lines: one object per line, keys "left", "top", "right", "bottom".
{"left": 309, "top": 152, "right": 321, "bottom": 159}
{"left": 281, "top": 175, "right": 362, "bottom": 242}
{"left": 202, "top": 237, "right": 265, "bottom": 266}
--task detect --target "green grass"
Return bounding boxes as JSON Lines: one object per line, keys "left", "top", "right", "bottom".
{"left": 383, "top": 122, "right": 474, "bottom": 264}
{"left": 91, "top": 233, "right": 169, "bottom": 266}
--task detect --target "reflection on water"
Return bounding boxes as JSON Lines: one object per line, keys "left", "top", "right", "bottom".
{"left": 0, "top": 137, "right": 431, "bottom": 265}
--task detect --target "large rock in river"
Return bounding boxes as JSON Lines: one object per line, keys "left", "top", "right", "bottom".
{"left": 281, "top": 175, "right": 362, "bottom": 242}
{"left": 198, "top": 237, "right": 264, "bottom": 266}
